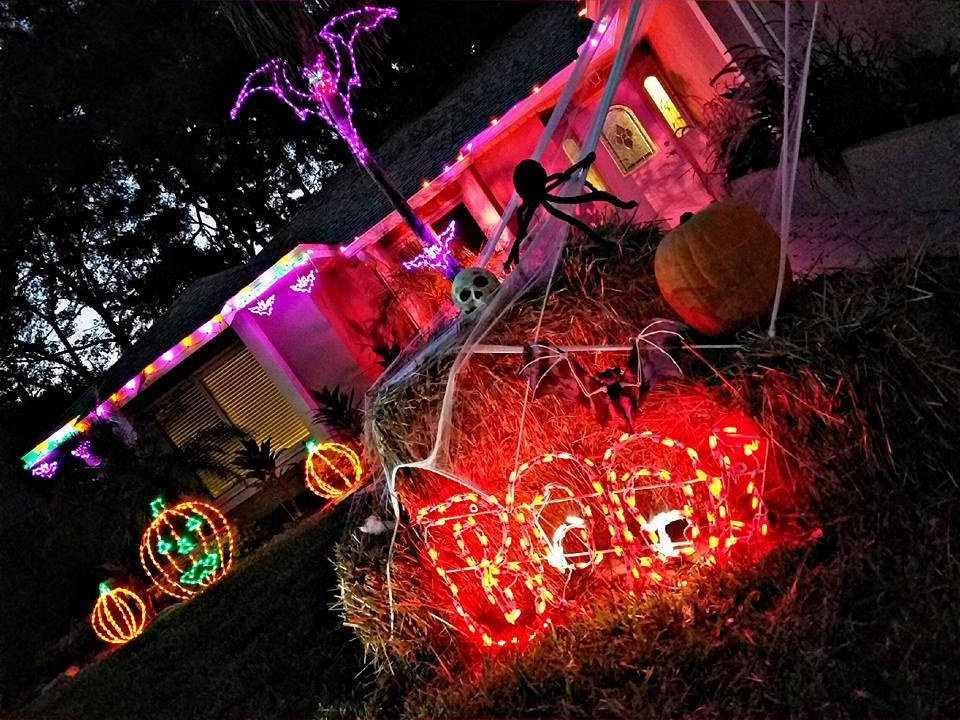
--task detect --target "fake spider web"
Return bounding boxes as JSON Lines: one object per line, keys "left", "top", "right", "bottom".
{"left": 360, "top": 0, "right": 818, "bottom": 651}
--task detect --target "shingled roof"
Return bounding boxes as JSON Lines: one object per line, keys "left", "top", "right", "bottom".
{"left": 40, "top": 2, "right": 589, "bottom": 441}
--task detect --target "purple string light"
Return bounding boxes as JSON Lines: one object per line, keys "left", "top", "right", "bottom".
{"left": 32, "top": 461, "right": 58, "bottom": 478}
{"left": 230, "top": 6, "right": 397, "bottom": 165}
{"left": 72, "top": 441, "right": 101, "bottom": 467}
{"left": 402, "top": 220, "right": 458, "bottom": 275}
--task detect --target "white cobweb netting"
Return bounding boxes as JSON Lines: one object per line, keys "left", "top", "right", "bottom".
{"left": 350, "top": 0, "right": 815, "bottom": 643}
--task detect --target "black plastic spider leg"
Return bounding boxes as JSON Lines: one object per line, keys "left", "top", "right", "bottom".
{"left": 545, "top": 151, "right": 598, "bottom": 189}
{"left": 545, "top": 190, "right": 638, "bottom": 209}
{"left": 504, "top": 203, "right": 535, "bottom": 271}
{"left": 542, "top": 201, "right": 605, "bottom": 242}
{"left": 544, "top": 175, "right": 566, "bottom": 192}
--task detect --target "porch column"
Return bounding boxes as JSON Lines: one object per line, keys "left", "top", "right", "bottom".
{"left": 230, "top": 310, "right": 326, "bottom": 440}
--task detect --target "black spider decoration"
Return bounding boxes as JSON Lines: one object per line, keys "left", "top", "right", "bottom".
{"left": 504, "top": 152, "right": 638, "bottom": 271}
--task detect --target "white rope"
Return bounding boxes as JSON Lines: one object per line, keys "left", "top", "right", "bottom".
{"left": 476, "top": 0, "right": 617, "bottom": 268}
{"left": 768, "top": 1, "right": 820, "bottom": 337}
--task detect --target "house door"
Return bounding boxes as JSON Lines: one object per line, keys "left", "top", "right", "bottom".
{"left": 564, "top": 60, "right": 715, "bottom": 227}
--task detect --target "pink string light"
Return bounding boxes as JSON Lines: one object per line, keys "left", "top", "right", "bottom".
{"left": 71, "top": 441, "right": 101, "bottom": 467}
{"left": 402, "top": 220, "right": 458, "bottom": 275}
{"left": 230, "top": 6, "right": 397, "bottom": 165}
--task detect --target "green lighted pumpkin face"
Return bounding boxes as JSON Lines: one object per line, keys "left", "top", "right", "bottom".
{"left": 140, "top": 499, "right": 234, "bottom": 600}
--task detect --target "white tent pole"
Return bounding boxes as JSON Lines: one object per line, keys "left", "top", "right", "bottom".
{"left": 768, "top": 1, "right": 820, "bottom": 337}
{"left": 476, "top": 0, "right": 617, "bottom": 268}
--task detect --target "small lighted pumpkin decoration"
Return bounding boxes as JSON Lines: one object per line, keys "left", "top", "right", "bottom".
{"left": 304, "top": 441, "right": 362, "bottom": 499}
{"left": 654, "top": 200, "right": 787, "bottom": 335}
{"left": 91, "top": 583, "right": 148, "bottom": 645}
{"left": 140, "top": 498, "right": 234, "bottom": 600}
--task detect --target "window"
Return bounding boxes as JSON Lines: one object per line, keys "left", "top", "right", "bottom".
{"left": 431, "top": 203, "right": 487, "bottom": 256}
{"left": 600, "top": 105, "right": 656, "bottom": 175}
{"left": 643, "top": 76, "right": 688, "bottom": 137}
{"left": 153, "top": 344, "right": 309, "bottom": 497}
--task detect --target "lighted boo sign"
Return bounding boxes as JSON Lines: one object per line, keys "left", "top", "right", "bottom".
{"left": 408, "top": 413, "right": 777, "bottom": 651}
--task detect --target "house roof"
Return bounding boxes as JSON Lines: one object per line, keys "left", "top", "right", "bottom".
{"left": 30, "top": 2, "right": 589, "bottom": 453}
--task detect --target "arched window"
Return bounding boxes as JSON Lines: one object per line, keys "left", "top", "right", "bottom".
{"left": 561, "top": 138, "right": 609, "bottom": 192}
{"left": 600, "top": 104, "right": 656, "bottom": 175}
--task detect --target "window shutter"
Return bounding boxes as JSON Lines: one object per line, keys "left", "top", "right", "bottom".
{"left": 201, "top": 346, "right": 309, "bottom": 453}
{"left": 152, "top": 345, "right": 309, "bottom": 498}
{"left": 153, "top": 381, "right": 241, "bottom": 498}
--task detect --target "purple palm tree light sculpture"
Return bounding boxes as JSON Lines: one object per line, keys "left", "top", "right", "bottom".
{"left": 231, "top": 6, "right": 460, "bottom": 279}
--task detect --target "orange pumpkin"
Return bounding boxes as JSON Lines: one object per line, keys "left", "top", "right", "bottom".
{"left": 91, "top": 585, "right": 149, "bottom": 645}
{"left": 654, "top": 200, "right": 787, "bottom": 336}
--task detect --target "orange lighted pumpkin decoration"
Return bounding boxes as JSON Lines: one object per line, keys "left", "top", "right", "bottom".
{"left": 304, "top": 441, "right": 362, "bottom": 499}
{"left": 654, "top": 200, "right": 787, "bottom": 336}
{"left": 140, "top": 499, "right": 234, "bottom": 600}
{"left": 91, "top": 584, "right": 148, "bottom": 645}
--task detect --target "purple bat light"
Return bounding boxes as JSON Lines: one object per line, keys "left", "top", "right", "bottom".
{"left": 402, "top": 221, "right": 458, "bottom": 276}
{"left": 32, "top": 461, "right": 58, "bottom": 478}
{"left": 230, "top": 6, "right": 397, "bottom": 165}
{"left": 71, "top": 440, "right": 101, "bottom": 467}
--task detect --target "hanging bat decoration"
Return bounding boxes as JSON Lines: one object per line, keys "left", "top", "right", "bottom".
{"left": 505, "top": 152, "right": 639, "bottom": 271}
{"left": 230, "top": 6, "right": 397, "bottom": 164}
{"left": 519, "top": 319, "right": 685, "bottom": 429}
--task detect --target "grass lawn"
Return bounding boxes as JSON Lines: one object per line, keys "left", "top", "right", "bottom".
{"left": 30, "top": 505, "right": 368, "bottom": 720}
{"left": 29, "top": 253, "right": 960, "bottom": 719}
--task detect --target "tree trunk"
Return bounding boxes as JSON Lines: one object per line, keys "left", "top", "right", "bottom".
{"left": 363, "top": 155, "right": 462, "bottom": 280}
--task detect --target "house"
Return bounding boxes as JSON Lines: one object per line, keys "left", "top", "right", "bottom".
{"left": 22, "top": 1, "right": 740, "bottom": 514}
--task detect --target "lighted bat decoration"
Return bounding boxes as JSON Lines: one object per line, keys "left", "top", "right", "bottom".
{"left": 520, "top": 319, "right": 685, "bottom": 429}
{"left": 230, "top": 6, "right": 397, "bottom": 164}
{"left": 505, "top": 152, "right": 639, "bottom": 271}
{"left": 230, "top": 6, "right": 461, "bottom": 279}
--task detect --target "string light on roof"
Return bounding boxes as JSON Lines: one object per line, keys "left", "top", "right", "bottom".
{"left": 249, "top": 294, "right": 276, "bottom": 317}
{"left": 22, "top": 12, "right": 619, "bottom": 472}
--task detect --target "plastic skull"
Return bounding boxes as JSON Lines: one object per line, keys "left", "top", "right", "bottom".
{"left": 451, "top": 267, "right": 500, "bottom": 313}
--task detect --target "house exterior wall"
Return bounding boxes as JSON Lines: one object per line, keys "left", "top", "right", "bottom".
{"left": 213, "top": 2, "right": 732, "bottom": 440}
{"left": 23, "top": 2, "right": 739, "bottom": 493}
